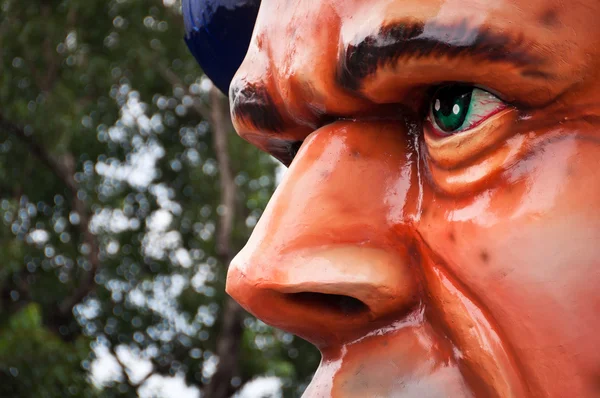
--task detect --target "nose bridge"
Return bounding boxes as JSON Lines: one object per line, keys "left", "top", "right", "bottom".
{"left": 227, "top": 121, "right": 422, "bottom": 345}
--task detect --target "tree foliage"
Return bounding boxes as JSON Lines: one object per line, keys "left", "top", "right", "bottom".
{"left": 0, "top": 0, "right": 319, "bottom": 396}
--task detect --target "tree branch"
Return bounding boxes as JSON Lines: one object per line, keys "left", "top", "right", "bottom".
{"left": 210, "top": 88, "right": 236, "bottom": 261}
{"left": 57, "top": 157, "right": 100, "bottom": 316}
{"left": 0, "top": 114, "right": 77, "bottom": 192}
{"left": 202, "top": 86, "right": 245, "bottom": 398}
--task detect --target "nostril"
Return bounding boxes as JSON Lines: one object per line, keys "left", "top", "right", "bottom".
{"left": 289, "top": 292, "right": 369, "bottom": 316}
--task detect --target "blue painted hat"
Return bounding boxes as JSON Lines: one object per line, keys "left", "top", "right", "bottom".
{"left": 183, "top": 0, "right": 261, "bottom": 95}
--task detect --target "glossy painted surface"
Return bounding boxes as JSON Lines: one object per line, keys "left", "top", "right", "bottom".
{"left": 183, "top": 0, "right": 260, "bottom": 94}
{"left": 220, "top": 0, "right": 600, "bottom": 396}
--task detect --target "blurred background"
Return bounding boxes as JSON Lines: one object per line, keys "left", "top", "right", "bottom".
{"left": 0, "top": 1, "right": 320, "bottom": 397}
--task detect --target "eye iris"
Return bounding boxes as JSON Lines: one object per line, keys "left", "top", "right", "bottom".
{"left": 431, "top": 86, "right": 474, "bottom": 133}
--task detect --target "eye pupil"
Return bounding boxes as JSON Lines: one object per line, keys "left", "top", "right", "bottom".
{"left": 431, "top": 85, "right": 474, "bottom": 133}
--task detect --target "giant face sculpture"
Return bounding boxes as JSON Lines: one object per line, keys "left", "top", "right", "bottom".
{"left": 184, "top": 0, "right": 600, "bottom": 396}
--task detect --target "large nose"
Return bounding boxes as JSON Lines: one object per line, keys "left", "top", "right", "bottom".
{"left": 227, "top": 121, "right": 422, "bottom": 348}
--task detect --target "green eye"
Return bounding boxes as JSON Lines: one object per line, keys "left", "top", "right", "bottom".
{"left": 429, "top": 85, "right": 506, "bottom": 135}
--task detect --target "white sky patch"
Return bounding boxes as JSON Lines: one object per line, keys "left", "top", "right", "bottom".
{"left": 118, "top": 92, "right": 160, "bottom": 136}
{"left": 28, "top": 229, "right": 49, "bottom": 245}
{"left": 92, "top": 346, "right": 283, "bottom": 398}
{"left": 65, "top": 30, "right": 78, "bottom": 51}
{"left": 143, "top": 227, "right": 182, "bottom": 260}
{"left": 92, "top": 344, "right": 201, "bottom": 398}
{"left": 199, "top": 76, "right": 213, "bottom": 93}
{"left": 107, "top": 126, "right": 127, "bottom": 142}
{"left": 96, "top": 88, "right": 165, "bottom": 190}
{"left": 191, "top": 264, "right": 214, "bottom": 291}
{"left": 92, "top": 272, "right": 209, "bottom": 391}
{"left": 115, "top": 345, "right": 154, "bottom": 385}
{"left": 172, "top": 247, "right": 193, "bottom": 268}
{"left": 274, "top": 162, "right": 287, "bottom": 186}
{"left": 125, "top": 274, "right": 200, "bottom": 338}
{"left": 75, "top": 298, "right": 101, "bottom": 321}
{"left": 150, "top": 184, "right": 182, "bottom": 215}
{"left": 95, "top": 141, "right": 165, "bottom": 188}
{"left": 142, "top": 208, "right": 194, "bottom": 264}
{"left": 90, "top": 208, "right": 139, "bottom": 234}
{"left": 128, "top": 287, "right": 147, "bottom": 308}
{"left": 146, "top": 209, "right": 173, "bottom": 232}
{"left": 145, "top": 274, "right": 199, "bottom": 338}
{"left": 90, "top": 345, "right": 123, "bottom": 387}
{"left": 139, "top": 374, "right": 200, "bottom": 398}
{"left": 202, "top": 354, "right": 219, "bottom": 380}
{"left": 234, "top": 377, "right": 283, "bottom": 398}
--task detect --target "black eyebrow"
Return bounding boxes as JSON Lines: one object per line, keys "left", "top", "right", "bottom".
{"left": 230, "top": 83, "right": 286, "bottom": 133}
{"left": 337, "top": 19, "right": 549, "bottom": 91}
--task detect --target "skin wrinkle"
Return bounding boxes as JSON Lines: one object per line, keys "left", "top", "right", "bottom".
{"left": 337, "top": 19, "right": 549, "bottom": 92}
{"left": 421, "top": 117, "right": 600, "bottom": 200}
{"left": 414, "top": 231, "right": 532, "bottom": 396}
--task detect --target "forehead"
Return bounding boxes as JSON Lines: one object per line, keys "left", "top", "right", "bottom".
{"left": 252, "top": 0, "right": 600, "bottom": 66}
{"left": 256, "top": 0, "right": 590, "bottom": 27}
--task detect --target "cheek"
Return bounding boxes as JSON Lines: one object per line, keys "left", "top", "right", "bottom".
{"left": 418, "top": 137, "right": 600, "bottom": 389}
{"left": 419, "top": 137, "right": 600, "bottom": 300}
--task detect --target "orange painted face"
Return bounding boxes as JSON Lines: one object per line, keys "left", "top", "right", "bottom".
{"left": 225, "top": 0, "right": 600, "bottom": 396}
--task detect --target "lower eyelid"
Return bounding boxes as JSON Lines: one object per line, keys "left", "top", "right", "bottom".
{"left": 427, "top": 132, "right": 527, "bottom": 196}
{"left": 424, "top": 108, "right": 517, "bottom": 169}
